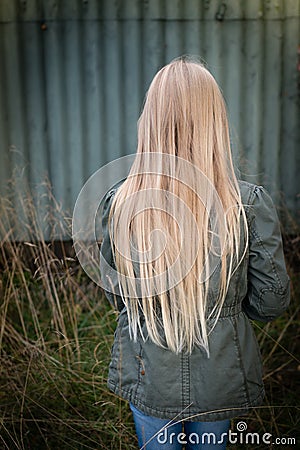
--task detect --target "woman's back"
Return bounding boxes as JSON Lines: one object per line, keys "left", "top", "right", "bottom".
{"left": 102, "top": 178, "right": 289, "bottom": 422}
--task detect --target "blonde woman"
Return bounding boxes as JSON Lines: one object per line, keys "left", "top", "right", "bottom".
{"left": 100, "top": 58, "right": 290, "bottom": 449}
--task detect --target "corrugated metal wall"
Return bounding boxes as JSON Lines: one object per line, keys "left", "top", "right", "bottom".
{"left": 0, "top": 0, "right": 299, "bottom": 239}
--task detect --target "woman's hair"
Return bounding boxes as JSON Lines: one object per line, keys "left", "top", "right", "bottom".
{"left": 108, "top": 57, "right": 248, "bottom": 355}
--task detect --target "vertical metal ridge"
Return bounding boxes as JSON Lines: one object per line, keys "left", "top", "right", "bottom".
{"left": 279, "top": 0, "right": 300, "bottom": 213}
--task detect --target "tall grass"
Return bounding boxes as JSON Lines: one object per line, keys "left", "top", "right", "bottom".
{"left": 0, "top": 175, "right": 299, "bottom": 449}
{"left": 0, "top": 176, "right": 136, "bottom": 449}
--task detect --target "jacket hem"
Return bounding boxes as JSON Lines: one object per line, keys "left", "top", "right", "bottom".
{"left": 107, "top": 380, "right": 265, "bottom": 422}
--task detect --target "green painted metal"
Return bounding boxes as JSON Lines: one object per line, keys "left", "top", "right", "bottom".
{"left": 0, "top": 0, "right": 299, "bottom": 238}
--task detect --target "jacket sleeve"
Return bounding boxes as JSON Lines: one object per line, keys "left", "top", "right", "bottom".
{"left": 242, "top": 185, "right": 290, "bottom": 322}
{"left": 100, "top": 186, "right": 126, "bottom": 312}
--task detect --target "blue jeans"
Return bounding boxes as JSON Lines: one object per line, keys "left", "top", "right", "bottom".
{"left": 130, "top": 404, "right": 230, "bottom": 449}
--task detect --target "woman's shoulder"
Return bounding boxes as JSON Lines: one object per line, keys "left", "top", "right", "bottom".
{"left": 238, "top": 180, "right": 277, "bottom": 215}
{"left": 101, "top": 179, "right": 126, "bottom": 216}
{"left": 238, "top": 180, "right": 265, "bottom": 203}
{"left": 238, "top": 180, "right": 282, "bottom": 236}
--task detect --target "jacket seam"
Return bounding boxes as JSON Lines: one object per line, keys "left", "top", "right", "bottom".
{"left": 232, "top": 315, "right": 251, "bottom": 405}
{"left": 132, "top": 345, "right": 143, "bottom": 403}
{"left": 251, "top": 226, "right": 284, "bottom": 291}
{"left": 181, "top": 354, "right": 191, "bottom": 410}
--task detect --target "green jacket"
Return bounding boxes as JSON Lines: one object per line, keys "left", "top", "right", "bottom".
{"left": 100, "top": 181, "right": 290, "bottom": 421}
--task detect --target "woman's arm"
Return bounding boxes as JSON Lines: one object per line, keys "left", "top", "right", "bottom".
{"left": 100, "top": 185, "right": 126, "bottom": 312}
{"left": 242, "top": 185, "right": 290, "bottom": 322}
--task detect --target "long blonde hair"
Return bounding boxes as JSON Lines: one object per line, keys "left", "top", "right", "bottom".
{"left": 108, "top": 57, "right": 248, "bottom": 355}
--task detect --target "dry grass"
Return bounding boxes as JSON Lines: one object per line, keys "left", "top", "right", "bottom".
{"left": 0, "top": 176, "right": 299, "bottom": 449}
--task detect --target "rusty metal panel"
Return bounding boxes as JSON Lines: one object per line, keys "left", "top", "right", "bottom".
{"left": 0, "top": 0, "right": 299, "bottom": 239}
